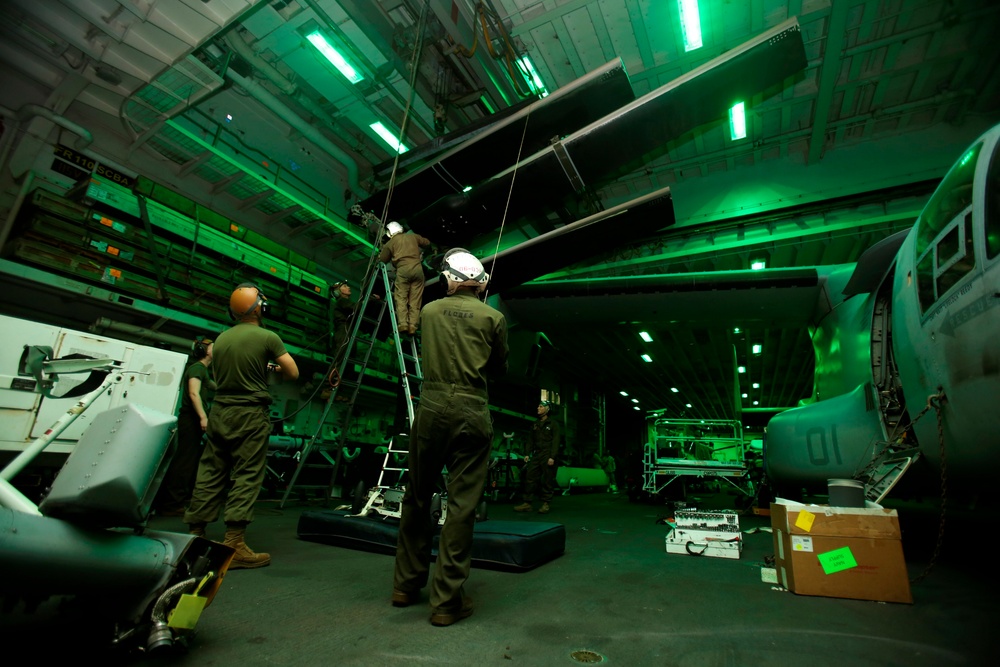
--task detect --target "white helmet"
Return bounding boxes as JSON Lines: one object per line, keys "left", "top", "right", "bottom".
{"left": 386, "top": 221, "right": 403, "bottom": 238}
{"left": 441, "top": 248, "right": 489, "bottom": 294}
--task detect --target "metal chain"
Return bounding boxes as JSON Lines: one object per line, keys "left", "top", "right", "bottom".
{"left": 910, "top": 389, "right": 947, "bottom": 585}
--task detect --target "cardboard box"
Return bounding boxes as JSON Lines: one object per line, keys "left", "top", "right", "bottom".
{"left": 770, "top": 499, "right": 912, "bottom": 604}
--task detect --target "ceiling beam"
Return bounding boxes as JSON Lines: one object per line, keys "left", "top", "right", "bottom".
{"left": 806, "top": 0, "right": 850, "bottom": 165}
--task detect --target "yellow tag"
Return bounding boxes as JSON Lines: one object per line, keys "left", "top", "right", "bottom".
{"left": 167, "top": 572, "right": 214, "bottom": 630}
{"left": 794, "top": 510, "right": 816, "bottom": 532}
{"left": 168, "top": 594, "right": 207, "bottom": 629}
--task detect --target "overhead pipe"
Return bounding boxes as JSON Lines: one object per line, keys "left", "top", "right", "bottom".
{"left": 0, "top": 103, "right": 94, "bottom": 173}
{"left": 223, "top": 68, "right": 363, "bottom": 199}
{"left": 222, "top": 34, "right": 378, "bottom": 170}
{"left": 91, "top": 318, "right": 196, "bottom": 351}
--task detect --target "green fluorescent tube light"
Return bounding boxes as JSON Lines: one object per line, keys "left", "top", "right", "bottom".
{"left": 634, "top": 406, "right": 641, "bottom": 411}
{"left": 678, "top": 0, "right": 703, "bottom": 52}
{"left": 752, "top": 344, "right": 762, "bottom": 354}
{"left": 670, "top": 387, "right": 679, "bottom": 393}
{"left": 306, "top": 30, "right": 364, "bottom": 84}
{"left": 517, "top": 55, "right": 548, "bottom": 97}
{"left": 742, "top": 392, "right": 748, "bottom": 398}
{"left": 641, "top": 354, "right": 653, "bottom": 362}
{"left": 752, "top": 382, "right": 760, "bottom": 389}
{"left": 370, "top": 121, "right": 409, "bottom": 154}
{"left": 639, "top": 331, "right": 653, "bottom": 342}
{"left": 738, "top": 366, "right": 746, "bottom": 373}
{"left": 685, "top": 403, "right": 692, "bottom": 408}
{"left": 620, "top": 391, "right": 629, "bottom": 396}
{"left": 751, "top": 259, "right": 766, "bottom": 270}
{"left": 632, "top": 398, "right": 639, "bottom": 403}
{"left": 729, "top": 102, "right": 746, "bottom": 140}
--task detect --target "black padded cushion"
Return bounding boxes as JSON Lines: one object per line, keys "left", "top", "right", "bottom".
{"left": 297, "top": 509, "right": 565, "bottom": 571}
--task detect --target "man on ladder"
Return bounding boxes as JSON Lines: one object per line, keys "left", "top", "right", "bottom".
{"left": 391, "top": 249, "right": 508, "bottom": 627}
{"left": 379, "top": 221, "right": 432, "bottom": 337}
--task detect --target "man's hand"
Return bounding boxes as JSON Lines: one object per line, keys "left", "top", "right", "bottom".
{"left": 200, "top": 416, "right": 208, "bottom": 432}
{"left": 268, "top": 363, "right": 281, "bottom": 373}
{"left": 547, "top": 458, "right": 555, "bottom": 466}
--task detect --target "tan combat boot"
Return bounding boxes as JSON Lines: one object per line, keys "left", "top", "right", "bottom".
{"left": 537, "top": 502, "right": 550, "bottom": 514}
{"left": 513, "top": 502, "right": 533, "bottom": 512}
{"left": 223, "top": 527, "right": 271, "bottom": 569}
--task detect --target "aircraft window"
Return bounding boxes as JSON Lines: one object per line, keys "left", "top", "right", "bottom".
{"left": 917, "top": 141, "right": 981, "bottom": 257}
{"left": 935, "top": 213, "right": 976, "bottom": 297}
{"left": 986, "top": 136, "right": 1000, "bottom": 260}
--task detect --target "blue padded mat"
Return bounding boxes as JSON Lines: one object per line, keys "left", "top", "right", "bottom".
{"left": 297, "top": 509, "right": 565, "bottom": 571}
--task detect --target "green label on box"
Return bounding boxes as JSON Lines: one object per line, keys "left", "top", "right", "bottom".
{"left": 818, "top": 546, "right": 858, "bottom": 574}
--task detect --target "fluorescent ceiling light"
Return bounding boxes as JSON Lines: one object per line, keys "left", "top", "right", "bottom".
{"left": 734, "top": 327, "right": 741, "bottom": 334}
{"left": 517, "top": 55, "right": 548, "bottom": 97}
{"left": 751, "top": 259, "right": 766, "bottom": 270}
{"left": 306, "top": 30, "right": 364, "bottom": 84}
{"left": 634, "top": 406, "right": 641, "bottom": 411}
{"left": 632, "top": 398, "right": 639, "bottom": 404}
{"left": 641, "top": 354, "right": 652, "bottom": 363}
{"left": 729, "top": 102, "right": 746, "bottom": 140}
{"left": 752, "top": 344, "right": 762, "bottom": 354}
{"left": 685, "top": 403, "right": 692, "bottom": 408}
{"left": 678, "top": 0, "right": 703, "bottom": 52}
{"left": 620, "top": 391, "right": 628, "bottom": 396}
{"left": 741, "top": 393, "right": 748, "bottom": 398}
{"left": 753, "top": 400, "right": 759, "bottom": 406}
{"left": 639, "top": 331, "right": 653, "bottom": 342}
{"left": 670, "top": 387, "right": 679, "bottom": 393}
{"left": 738, "top": 366, "right": 746, "bottom": 373}
{"left": 370, "top": 121, "right": 409, "bottom": 154}
{"left": 752, "top": 382, "right": 760, "bottom": 389}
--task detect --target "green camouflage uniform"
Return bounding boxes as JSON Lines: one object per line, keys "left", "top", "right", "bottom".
{"left": 185, "top": 323, "right": 287, "bottom": 525}
{"left": 394, "top": 290, "right": 508, "bottom": 615}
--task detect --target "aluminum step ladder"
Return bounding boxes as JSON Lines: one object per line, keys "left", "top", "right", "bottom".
{"left": 280, "top": 261, "right": 422, "bottom": 507}
{"left": 859, "top": 444, "right": 922, "bottom": 504}
{"left": 353, "top": 263, "right": 425, "bottom": 517}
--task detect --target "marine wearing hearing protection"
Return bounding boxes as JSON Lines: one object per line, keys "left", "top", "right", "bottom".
{"left": 192, "top": 337, "right": 213, "bottom": 359}
{"left": 229, "top": 283, "right": 269, "bottom": 320}
{"left": 440, "top": 248, "right": 489, "bottom": 294}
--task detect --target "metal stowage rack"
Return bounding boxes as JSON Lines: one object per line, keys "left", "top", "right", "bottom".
{"left": 642, "top": 417, "right": 753, "bottom": 498}
{"left": 280, "top": 261, "right": 423, "bottom": 508}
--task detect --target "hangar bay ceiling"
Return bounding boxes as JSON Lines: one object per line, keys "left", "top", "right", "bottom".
{"left": 1, "top": 0, "right": 999, "bottom": 427}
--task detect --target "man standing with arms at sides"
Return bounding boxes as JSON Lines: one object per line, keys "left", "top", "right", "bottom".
{"left": 392, "top": 249, "right": 508, "bottom": 626}
{"left": 156, "top": 337, "right": 215, "bottom": 516}
{"left": 185, "top": 282, "right": 299, "bottom": 569}
{"left": 379, "top": 221, "right": 431, "bottom": 337}
{"left": 514, "top": 400, "right": 561, "bottom": 514}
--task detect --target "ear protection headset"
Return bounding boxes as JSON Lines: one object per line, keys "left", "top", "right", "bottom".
{"left": 192, "top": 337, "right": 213, "bottom": 359}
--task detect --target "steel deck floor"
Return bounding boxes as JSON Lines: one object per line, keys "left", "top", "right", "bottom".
{"left": 6, "top": 490, "right": 990, "bottom": 666}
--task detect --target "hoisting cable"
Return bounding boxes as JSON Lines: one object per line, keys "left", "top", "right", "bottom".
{"left": 482, "top": 113, "right": 530, "bottom": 300}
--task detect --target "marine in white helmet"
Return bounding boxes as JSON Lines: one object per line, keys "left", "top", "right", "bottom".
{"left": 392, "top": 247, "right": 508, "bottom": 626}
